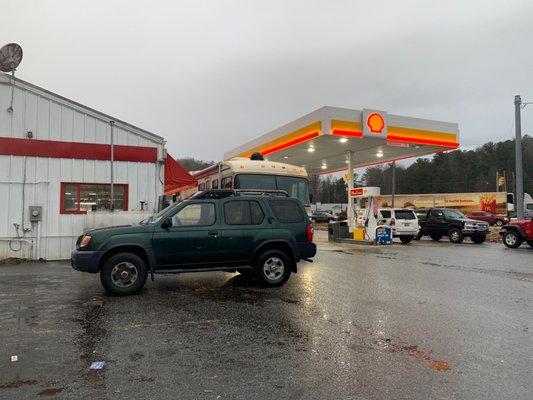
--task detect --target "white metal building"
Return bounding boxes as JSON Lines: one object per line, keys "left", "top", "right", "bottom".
{"left": 0, "top": 74, "right": 166, "bottom": 260}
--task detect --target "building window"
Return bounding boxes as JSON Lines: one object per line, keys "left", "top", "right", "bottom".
{"left": 198, "top": 182, "right": 206, "bottom": 191}
{"left": 60, "top": 182, "right": 128, "bottom": 214}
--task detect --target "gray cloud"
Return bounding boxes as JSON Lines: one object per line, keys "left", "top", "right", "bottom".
{"left": 2, "top": 0, "right": 532, "bottom": 161}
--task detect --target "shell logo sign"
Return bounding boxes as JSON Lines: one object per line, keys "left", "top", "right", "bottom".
{"left": 362, "top": 109, "right": 388, "bottom": 137}
{"left": 366, "top": 113, "right": 385, "bottom": 134}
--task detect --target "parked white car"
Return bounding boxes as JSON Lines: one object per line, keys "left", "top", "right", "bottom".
{"left": 377, "top": 208, "right": 419, "bottom": 244}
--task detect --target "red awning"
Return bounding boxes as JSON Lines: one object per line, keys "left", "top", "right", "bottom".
{"left": 164, "top": 154, "right": 197, "bottom": 195}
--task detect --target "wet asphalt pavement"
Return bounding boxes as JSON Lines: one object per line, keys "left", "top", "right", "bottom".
{"left": 0, "top": 233, "right": 532, "bottom": 399}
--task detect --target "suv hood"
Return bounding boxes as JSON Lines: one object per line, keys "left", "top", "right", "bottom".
{"left": 458, "top": 218, "right": 489, "bottom": 225}
{"left": 85, "top": 224, "right": 153, "bottom": 236}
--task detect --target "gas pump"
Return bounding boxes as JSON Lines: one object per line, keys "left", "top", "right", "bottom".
{"left": 349, "top": 187, "right": 381, "bottom": 241}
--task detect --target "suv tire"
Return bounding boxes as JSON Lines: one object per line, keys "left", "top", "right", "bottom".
{"left": 430, "top": 233, "right": 443, "bottom": 241}
{"left": 414, "top": 232, "right": 423, "bottom": 240}
{"left": 471, "top": 234, "right": 486, "bottom": 244}
{"left": 448, "top": 228, "right": 464, "bottom": 244}
{"left": 400, "top": 235, "right": 414, "bottom": 244}
{"left": 494, "top": 219, "right": 504, "bottom": 227}
{"left": 100, "top": 253, "right": 148, "bottom": 296}
{"left": 527, "top": 240, "right": 533, "bottom": 248}
{"left": 502, "top": 231, "right": 522, "bottom": 248}
{"left": 253, "top": 249, "right": 291, "bottom": 287}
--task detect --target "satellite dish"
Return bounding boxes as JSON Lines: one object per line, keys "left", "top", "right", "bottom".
{"left": 0, "top": 43, "right": 23, "bottom": 73}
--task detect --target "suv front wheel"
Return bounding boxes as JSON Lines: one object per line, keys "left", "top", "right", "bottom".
{"left": 502, "top": 231, "right": 522, "bottom": 248}
{"left": 254, "top": 249, "right": 292, "bottom": 287}
{"left": 448, "top": 228, "right": 464, "bottom": 244}
{"left": 100, "top": 253, "right": 148, "bottom": 296}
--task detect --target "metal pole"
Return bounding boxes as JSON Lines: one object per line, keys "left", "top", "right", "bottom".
{"left": 347, "top": 150, "right": 354, "bottom": 233}
{"left": 514, "top": 95, "right": 524, "bottom": 220}
{"left": 496, "top": 171, "right": 499, "bottom": 192}
{"left": 391, "top": 161, "right": 396, "bottom": 207}
{"left": 110, "top": 120, "right": 115, "bottom": 212}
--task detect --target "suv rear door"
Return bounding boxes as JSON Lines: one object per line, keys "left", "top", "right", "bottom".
{"left": 219, "top": 199, "right": 271, "bottom": 263}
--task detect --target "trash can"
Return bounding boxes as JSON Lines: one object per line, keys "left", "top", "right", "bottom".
{"left": 328, "top": 220, "right": 350, "bottom": 242}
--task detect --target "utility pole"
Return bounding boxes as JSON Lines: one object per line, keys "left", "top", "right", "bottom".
{"left": 514, "top": 95, "right": 524, "bottom": 220}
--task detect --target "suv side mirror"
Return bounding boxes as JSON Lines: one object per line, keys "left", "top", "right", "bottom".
{"left": 161, "top": 217, "right": 172, "bottom": 230}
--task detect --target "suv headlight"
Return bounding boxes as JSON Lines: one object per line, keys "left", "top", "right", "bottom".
{"left": 80, "top": 235, "right": 92, "bottom": 248}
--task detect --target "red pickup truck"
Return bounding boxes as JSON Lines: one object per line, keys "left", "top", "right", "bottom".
{"left": 466, "top": 211, "right": 509, "bottom": 226}
{"left": 500, "top": 219, "right": 533, "bottom": 248}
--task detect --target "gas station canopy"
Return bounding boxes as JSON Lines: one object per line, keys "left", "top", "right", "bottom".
{"left": 224, "top": 106, "right": 459, "bottom": 174}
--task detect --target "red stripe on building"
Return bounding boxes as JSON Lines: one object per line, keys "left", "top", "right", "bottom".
{"left": 0, "top": 136, "right": 158, "bottom": 162}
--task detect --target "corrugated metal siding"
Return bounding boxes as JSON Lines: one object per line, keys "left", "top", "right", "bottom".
{"left": 0, "top": 77, "right": 164, "bottom": 260}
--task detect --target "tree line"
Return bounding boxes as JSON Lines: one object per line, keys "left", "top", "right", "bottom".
{"left": 362, "top": 136, "right": 532, "bottom": 195}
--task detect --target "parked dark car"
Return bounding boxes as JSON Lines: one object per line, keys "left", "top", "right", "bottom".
{"left": 500, "top": 218, "right": 533, "bottom": 248}
{"left": 310, "top": 211, "right": 338, "bottom": 223}
{"left": 414, "top": 208, "right": 489, "bottom": 244}
{"left": 466, "top": 211, "right": 509, "bottom": 226}
{"left": 71, "top": 190, "right": 316, "bottom": 295}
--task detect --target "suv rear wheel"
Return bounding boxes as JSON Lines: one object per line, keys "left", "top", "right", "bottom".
{"left": 503, "top": 231, "right": 522, "bottom": 248}
{"left": 527, "top": 240, "right": 533, "bottom": 248}
{"left": 100, "top": 253, "right": 148, "bottom": 296}
{"left": 430, "top": 233, "right": 443, "bottom": 241}
{"left": 254, "top": 249, "right": 291, "bottom": 287}
{"left": 448, "top": 228, "right": 464, "bottom": 244}
{"left": 400, "top": 235, "right": 414, "bottom": 244}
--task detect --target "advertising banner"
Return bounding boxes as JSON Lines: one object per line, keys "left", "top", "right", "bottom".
{"left": 373, "top": 192, "right": 507, "bottom": 214}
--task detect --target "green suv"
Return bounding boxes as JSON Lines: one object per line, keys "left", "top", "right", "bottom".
{"left": 71, "top": 190, "right": 316, "bottom": 295}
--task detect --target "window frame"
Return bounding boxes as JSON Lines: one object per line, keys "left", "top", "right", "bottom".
{"left": 60, "top": 182, "right": 129, "bottom": 215}
{"left": 268, "top": 199, "right": 305, "bottom": 224}
{"left": 170, "top": 202, "right": 217, "bottom": 228}
{"left": 223, "top": 200, "right": 265, "bottom": 226}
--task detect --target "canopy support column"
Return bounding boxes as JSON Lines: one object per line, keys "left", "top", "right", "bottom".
{"left": 347, "top": 150, "right": 354, "bottom": 233}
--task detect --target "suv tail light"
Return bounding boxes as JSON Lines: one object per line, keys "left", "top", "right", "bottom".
{"left": 306, "top": 223, "right": 314, "bottom": 242}
{"left": 390, "top": 218, "right": 396, "bottom": 226}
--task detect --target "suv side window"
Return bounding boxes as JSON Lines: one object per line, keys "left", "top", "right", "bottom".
{"left": 269, "top": 199, "right": 304, "bottom": 223}
{"left": 430, "top": 209, "right": 444, "bottom": 218}
{"left": 172, "top": 203, "right": 215, "bottom": 227}
{"left": 224, "top": 200, "right": 264, "bottom": 225}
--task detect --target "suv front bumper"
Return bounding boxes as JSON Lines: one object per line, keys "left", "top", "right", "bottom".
{"left": 71, "top": 250, "right": 105, "bottom": 273}
{"left": 462, "top": 227, "right": 489, "bottom": 236}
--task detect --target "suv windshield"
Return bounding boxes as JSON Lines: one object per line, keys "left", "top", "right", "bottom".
{"left": 234, "top": 174, "right": 310, "bottom": 206}
{"left": 443, "top": 209, "right": 466, "bottom": 219}
{"left": 139, "top": 203, "right": 179, "bottom": 225}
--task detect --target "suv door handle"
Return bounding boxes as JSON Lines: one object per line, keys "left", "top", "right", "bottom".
{"left": 208, "top": 230, "right": 218, "bottom": 236}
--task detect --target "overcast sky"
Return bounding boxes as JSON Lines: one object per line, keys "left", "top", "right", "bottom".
{"left": 2, "top": 0, "right": 533, "bottom": 162}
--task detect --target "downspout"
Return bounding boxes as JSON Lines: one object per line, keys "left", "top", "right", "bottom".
{"left": 110, "top": 121, "right": 115, "bottom": 211}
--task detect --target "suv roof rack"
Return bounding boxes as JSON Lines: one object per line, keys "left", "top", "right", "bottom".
{"left": 192, "top": 189, "right": 289, "bottom": 199}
